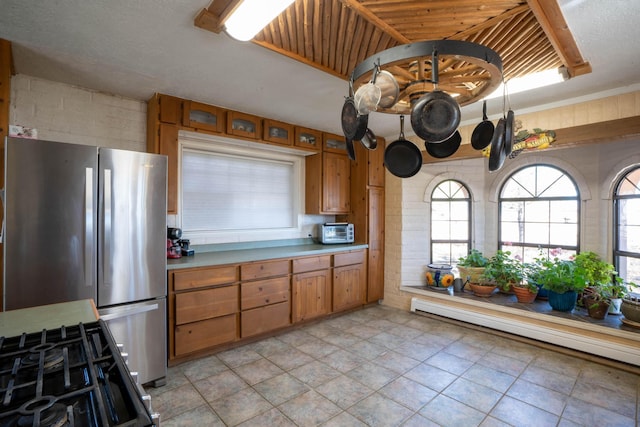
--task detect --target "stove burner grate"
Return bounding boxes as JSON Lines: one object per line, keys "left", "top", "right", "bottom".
{"left": 0, "top": 320, "right": 154, "bottom": 427}
{"left": 20, "top": 343, "right": 65, "bottom": 370}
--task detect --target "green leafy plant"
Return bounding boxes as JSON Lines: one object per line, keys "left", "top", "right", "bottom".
{"left": 458, "top": 249, "right": 488, "bottom": 267}
{"left": 481, "top": 250, "right": 524, "bottom": 291}
{"left": 573, "top": 251, "right": 616, "bottom": 286}
{"left": 537, "top": 257, "right": 588, "bottom": 294}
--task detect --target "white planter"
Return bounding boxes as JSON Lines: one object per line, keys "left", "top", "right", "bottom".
{"left": 609, "top": 298, "right": 623, "bottom": 314}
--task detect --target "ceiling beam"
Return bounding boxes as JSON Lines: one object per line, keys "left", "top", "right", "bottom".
{"left": 526, "top": 0, "right": 591, "bottom": 78}
{"left": 194, "top": 0, "right": 244, "bottom": 34}
{"left": 339, "top": 0, "right": 410, "bottom": 44}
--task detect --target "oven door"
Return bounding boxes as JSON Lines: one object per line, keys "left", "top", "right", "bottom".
{"left": 99, "top": 298, "right": 167, "bottom": 387}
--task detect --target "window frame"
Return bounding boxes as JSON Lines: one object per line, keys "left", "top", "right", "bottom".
{"left": 613, "top": 165, "right": 640, "bottom": 287}
{"left": 176, "top": 131, "right": 305, "bottom": 243}
{"left": 498, "top": 164, "right": 581, "bottom": 262}
{"left": 430, "top": 179, "right": 472, "bottom": 265}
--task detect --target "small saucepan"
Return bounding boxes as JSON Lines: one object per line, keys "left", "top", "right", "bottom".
{"left": 425, "top": 130, "right": 461, "bottom": 159}
{"left": 471, "top": 100, "right": 494, "bottom": 150}
{"left": 384, "top": 115, "right": 422, "bottom": 178}
{"left": 410, "top": 50, "right": 460, "bottom": 143}
{"left": 360, "top": 128, "right": 377, "bottom": 150}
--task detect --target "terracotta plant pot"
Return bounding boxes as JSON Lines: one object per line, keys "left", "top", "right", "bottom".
{"left": 469, "top": 283, "right": 497, "bottom": 297}
{"left": 512, "top": 286, "right": 538, "bottom": 303}
{"left": 584, "top": 297, "right": 610, "bottom": 320}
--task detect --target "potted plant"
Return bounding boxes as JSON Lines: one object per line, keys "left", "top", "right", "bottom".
{"left": 482, "top": 250, "right": 524, "bottom": 293}
{"left": 608, "top": 279, "right": 629, "bottom": 314}
{"left": 524, "top": 258, "right": 547, "bottom": 300}
{"left": 457, "top": 249, "right": 488, "bottom": 286}
{"left": 581, "top": 285, "right": 612, "bottom": 319}
{"left": 537, "top": 258, "right": 587, "bottom": 312}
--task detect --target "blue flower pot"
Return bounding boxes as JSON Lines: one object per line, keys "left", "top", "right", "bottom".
{"left": 548, "top": 290, "right": 577, "bottom": 312}
{"left": 534, "top": 282, "right": 548, "bottom": 300}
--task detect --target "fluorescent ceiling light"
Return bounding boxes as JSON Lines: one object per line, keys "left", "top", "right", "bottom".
{"left": 484, "top": 67, "right": 569, "bottom": 100}
{"left": 225, "top": 0, "right": 296, "bottom": 41}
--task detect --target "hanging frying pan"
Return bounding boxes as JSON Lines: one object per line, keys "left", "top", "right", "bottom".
{"left": 471, "top": 100, "right": 494, "bottom": 150}
{"left": 410, "top": 50, "right": 460, "bottom": 143}
{"left": 425, "top": 131, "right": 461, "bottom": 159}
{"left": 360, "top": 128, "right": 378, "bottom": 150}
{"left": 341, "top": 80, "right": 368, "bottom": 143}
{"left": 488, "top": 118, "right": 506, "bottom": 172}
{"left": 503, "top": 108, "right": 515, "bottom": 157}
{"left": 384, "top": 115, "right": 422, "bottom": 178}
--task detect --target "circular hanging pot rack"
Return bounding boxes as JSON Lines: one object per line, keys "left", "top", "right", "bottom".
{"left": 351, "top": 40, "right": 503, "bottom": 115}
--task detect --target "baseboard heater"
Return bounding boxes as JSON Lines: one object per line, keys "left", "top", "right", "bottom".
{"left": 408, "top": 294, "right": 640, "bottom": 367}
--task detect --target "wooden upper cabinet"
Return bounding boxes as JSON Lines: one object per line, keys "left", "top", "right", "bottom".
{"left": 227, "top": 111, "right": 262, "bottom": 139}
{"left": 368, "top": 136, "right": 385, "bottom": 187}
{"left": 183, "top": 100, "right": 225, "bottom": 133}
{"left": 263, "top": 119, "right": 293, "bottom": 146}
{"left": 158, "top": 95, "right": 182, "bottom": 125}
{"left": 322, "top": 152, "right": 351, "bottom": 214}
{"left": 159, "top": 124, "right": 178, "bottom": 214}
{"left": 294, "top": 127, "right": 322, "bottom": 152}
{"left": 323, "top": 133, "right": 348, "bottom": 154}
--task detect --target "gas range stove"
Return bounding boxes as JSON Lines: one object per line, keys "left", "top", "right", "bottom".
{"left": 0, "top": 319, "right": 158, "bottom": 426}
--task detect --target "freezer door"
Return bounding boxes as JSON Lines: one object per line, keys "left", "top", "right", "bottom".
{"left": 3, "top": 138, "right": 98, "bottom": 311}
{"left": 98, "top": 149, "right": 167, "bottom": 306}
{"left": 99, "top": 298, "right": 167, "bottom": 386}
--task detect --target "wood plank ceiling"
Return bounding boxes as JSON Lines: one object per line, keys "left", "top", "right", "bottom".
{"left": 196, "top": 0, "right": 590, "bottom": 108}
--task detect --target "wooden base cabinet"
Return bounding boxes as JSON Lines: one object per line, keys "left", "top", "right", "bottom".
{"left": 333, "top": 250, "right": 366, "bottom": 312}
{"left": 168, "top": 265, "right": 239, "bottom": 362}
{"left": 291, "top": 255, "right": 332, "bottom": 322}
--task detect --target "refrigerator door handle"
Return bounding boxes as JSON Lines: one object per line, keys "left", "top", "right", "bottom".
{"left": 99, "top": 302, "right": 159, "bottom": 321}
{"left": 85, "top": 168, "right": 94, "bottom": 288}
{"left": 103, "top": 168, "right": 112, "bottom": 286}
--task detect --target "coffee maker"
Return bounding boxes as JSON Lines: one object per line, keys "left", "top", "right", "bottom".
{"left": 167, "top": 227, "right": 182, "bottom": 259}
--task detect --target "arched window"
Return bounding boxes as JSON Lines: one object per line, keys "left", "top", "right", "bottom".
{"left": 613, "top": 166, "right": 640, "bottom": 290}
{"left": 499, "top": 165, "right": 580, "bottom": 262}
{"left": 431, "top": 180, "right": 471, "bottom": 265}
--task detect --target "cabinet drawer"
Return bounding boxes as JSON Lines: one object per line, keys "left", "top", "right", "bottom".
{"left": 241, "top": 259, "right": 290, "bottom": 280}
{"left": 241, "top": 301, "right": 290, "bottom": 338}
{"left": 173, "top": 265, "right": 238, "bottom": 291}
{"left": 175, "top": 314, "right": 237, "bottom": 356}
{"left": 241, "top": 276, "right": 290, "bottom": 310}
{"left": 334, "top": 250, "right": 365, "bottom": 267}
{"left": 175, "top": 285, "right": 238, "bottom": 325}
{"left": 292, "top": 255, "right": 331, "bottom": 273}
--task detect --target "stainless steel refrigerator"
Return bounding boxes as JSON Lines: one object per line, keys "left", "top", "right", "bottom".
{"left": 3, "top": 137, "right": 168, "bottom": 386}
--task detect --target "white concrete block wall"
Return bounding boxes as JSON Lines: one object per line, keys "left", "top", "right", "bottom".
{"left": 383, "top": 134, "right": 640, "bottom": 311}
{"left": 9, "top": 75, "right": 146, "bottom": 151}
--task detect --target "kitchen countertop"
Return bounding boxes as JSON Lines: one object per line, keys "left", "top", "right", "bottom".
{"left": 167, "top": 241, "right": 368, "bottom": 270}
{"left": 0, "top": 299, "right": 100, "bottom": 337}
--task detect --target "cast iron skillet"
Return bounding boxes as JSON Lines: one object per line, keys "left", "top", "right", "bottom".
{"left": 488, "top": 118, "right": 506, "bottom": 172}
{"left": 425, "top": 131, "right": 461, "bottom": 159}
{"left": 471, "top": 100, "right": 494, "bottom": 150}
{"left": 410, "top": 50, "right": 460, "bottom": 143}
{"left": 384, "top": 116, "right": 422, "bottom": 178}
{"left": 341, "top": 96, "right": 368, "bottom": 142}
{"left": 503, "top": 109, "right": 515, "bottom": 157}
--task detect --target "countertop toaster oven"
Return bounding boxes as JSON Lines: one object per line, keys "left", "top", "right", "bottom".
{"left": 320, "top": 223, "right": 354, "bottom": 244}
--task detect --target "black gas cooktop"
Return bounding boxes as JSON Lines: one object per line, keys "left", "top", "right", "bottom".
{"left": 0, "top": 320, "right": 154, "bottom": 427}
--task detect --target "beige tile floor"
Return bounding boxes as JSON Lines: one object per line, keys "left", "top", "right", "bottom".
{"left": 146, "top": 305, "right": 640, "bottom": 426}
